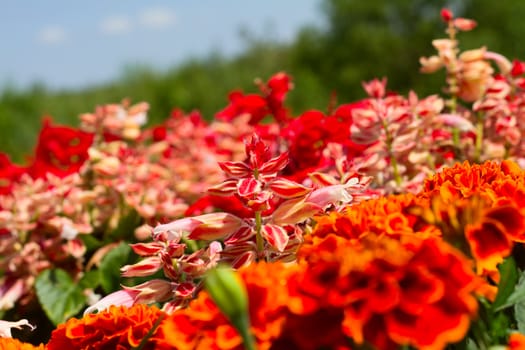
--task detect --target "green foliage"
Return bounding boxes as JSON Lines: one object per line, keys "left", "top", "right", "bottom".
{"left": 99, "top": 242, "right": 132, "bottom": 294}
{"left": 35, "top": 269, "right": 87, "bottom": 325}
{"left": 492, "top": 257, "right": 519, "bottom": 311}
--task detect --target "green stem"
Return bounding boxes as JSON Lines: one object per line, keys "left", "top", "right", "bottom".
{"left": 237, "top": 315, "right": 257, "bottom": 350}
{"left": 382, "top": 119, "right": 401, "bottom": 187}
{"left": 452, "top": 127, "right": 461, "bottom": 160}
{"left": 133, "top": 313, "right": 166, "bottom": 350}
{"left": 254, "top": 211, "right": 264, "bottom": 260}
{"left": 474, "top": 116, "right": 484, "bottom": 163}
{"left": 391, "top": 155, "right": 402, "bottom": 187}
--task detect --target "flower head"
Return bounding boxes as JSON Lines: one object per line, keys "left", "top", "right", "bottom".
{"left": 48, "top": 304, "right": 164, "bottom": 350}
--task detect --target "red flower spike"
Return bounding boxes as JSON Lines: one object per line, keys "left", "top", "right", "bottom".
{"left": 215, "top": 91, "right": 268, "bottom": 124}
{"left": 30, "top": 118, "right": 94, "bottom": 178}
{"left": 245, "top": 133, "right": 271, "bottom": 169}
{"left": 269, "top": 177, "right": 312, "bottom": 199}
{"left": 266, "top": 72, "right": 292, "bottom": 104}
{"left": 261, "top": 224, "right": 289, "bottom": 252}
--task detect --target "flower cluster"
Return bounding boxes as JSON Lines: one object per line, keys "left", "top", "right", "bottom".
{"left": 2, "top": 7, "right": 525, "bottom": 350}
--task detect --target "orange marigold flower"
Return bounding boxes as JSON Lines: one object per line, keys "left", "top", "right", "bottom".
{"left": 422, "top": 160, "right": 525, "bottom": 207}
{"left": 293, "top": 233, "right": 479, "bottom": 350}
{"left": 411, "top": 192, "right": 524, "bottom": 277}
{"left": 508, "top": 332, "right": 525, "bottom": 349}
{"left": 310, "top": 193, "right": 438, "bottom": 243}
{"left": 0, "top": 338, "right": 44, "bottom": 350}
{"left": 46, "top": 304, "right": 164, "bottom": 350}
{"left": 153, "top": 262, "right": 296, "bottom": 350}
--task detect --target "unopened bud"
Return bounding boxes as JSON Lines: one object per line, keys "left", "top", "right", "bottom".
{"left": 204, "top": 266, "right": 256, "bottom": 350}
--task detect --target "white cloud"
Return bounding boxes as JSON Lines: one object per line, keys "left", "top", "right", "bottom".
{"left": 139, "top": 7, "right": 176, "bottom": 29}
{"left": 37, "top": 26, "right": 67, "bottom": 45}
{"left": 100, "top": 16, "right": 132, "bottom": 35}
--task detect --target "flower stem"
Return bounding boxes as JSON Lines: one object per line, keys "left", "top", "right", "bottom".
{"left": 390, "top": 155, "right": 402, "bottom": 187}
{"left": 474, "top": 115, "right": 484, "bottom": 163}
{"left": 254, "top": 211, "right": 264, "bottom": 260}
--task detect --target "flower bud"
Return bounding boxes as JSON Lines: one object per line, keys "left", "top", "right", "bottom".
{"left": 204, "top": 266, "right": 256, "bottom": 350}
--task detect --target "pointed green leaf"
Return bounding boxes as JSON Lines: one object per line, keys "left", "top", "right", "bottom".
{"left": 492, "top": 257, "right": 518, "bottom": 311}
{"left": 35, "top": 269, "right": 86, "bottom": 325}
{"left": 99, "top": 241, "right": 132, "bottom": 293}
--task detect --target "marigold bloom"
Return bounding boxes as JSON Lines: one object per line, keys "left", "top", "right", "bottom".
{"left": 419, "top": 160, "right": 525, "bottom": 271}
{"left": 293, "top": 233, "right": 479, "bottom": 350}
{"left": 47, "top": 304, "right": 164, "bottom": 350}
{"left": 311, "top": 193, "right": 438, "bottom": 242}
{"left": 421, "top": 160, "right": 525, "bottom": 201}
{"left": 508, "top": 332, "right": 525, "bottom": 349}
{"left": 0, "top": 338, "right": 44, "bottom": 350}
{"left": 153, "top": 262, "right": 296, "bottom": 350}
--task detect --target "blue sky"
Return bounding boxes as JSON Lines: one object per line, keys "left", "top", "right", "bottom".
{"left": 0, "top": 1, "right": 323, "bottom": 90}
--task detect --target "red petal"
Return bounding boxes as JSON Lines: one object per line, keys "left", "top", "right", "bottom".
{"left": 225, "top": 226, "right": 255, "bottom": 245}
{"left": 218, "top": 161, "right": 252, "bottom": 178}
{"left": 237, "top": 177, "right": 262, "bottom": 198}
{"left": 259, "top": 152, "right": 289, "bottom": 174}
{"left": 269, "top": 177, "right": 312, "bottom": 198}
{"left": 208, "top": 179, "right": 239, "bottom": 196}
{"left": 309, "top": 172, "right": 337, "bottom": 187}
{"left": 261, "top": 224, "right": 289, "bottom": 252}
{"left": 130, "top": 242, "right": 164, "bottom": 256}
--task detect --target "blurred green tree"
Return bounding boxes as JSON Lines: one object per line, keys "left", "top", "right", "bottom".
{"left": 2, "top": 0, "right": 525, "bottom": 162}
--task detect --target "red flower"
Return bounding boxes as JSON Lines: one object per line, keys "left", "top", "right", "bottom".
{"left": 216, "top": 91, "right": 268, "bottom": 125}
{"left": 0, "top": 153, "right": 26, "bottom": 195}
{"left": 215, "top": 72, "right": 292, "bottom": 125}
{"left": 292, "top": 234, "right": 479, "bottom": 350}
{"left": 28, "top": 118, "right": 94, "bottom": 178}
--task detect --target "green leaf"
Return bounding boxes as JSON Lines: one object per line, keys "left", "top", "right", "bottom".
{"left": 495, "top": 266, "right": 525, "bottom": 312}
{"left": 35, "top": 269, "right": 86, "bottom": 325}
{"left": 78, "top": 270, "right": 101, "bottom": 290}
{"left": 79, "top": 233, "right": 103, "bottom": 252}
{"left": 108, "top": 209, "right": 141, "bottom": 242}
{"left": 99, "top": 241, "right": 132, "bottom": 294}
{"left": 516, "top": 300, "right": 525, "bottom": 334}
{"left": 492, "top": 257, "right": 518, "bottom": 311}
